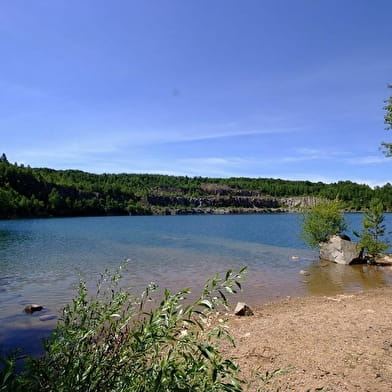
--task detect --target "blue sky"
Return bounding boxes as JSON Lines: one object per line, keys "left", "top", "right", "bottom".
{"left": 1, "top": 1, "right": 391, "bottom": 186}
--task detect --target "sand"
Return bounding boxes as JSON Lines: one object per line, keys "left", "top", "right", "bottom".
{"left": 222, "top": 287, "right": 392, "bottom": 391}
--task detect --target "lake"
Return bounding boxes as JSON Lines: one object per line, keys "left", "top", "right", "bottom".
{"left": 1, "top": 213, "right": 392, "bottom": 355}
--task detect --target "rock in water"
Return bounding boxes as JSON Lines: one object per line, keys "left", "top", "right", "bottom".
{"left": 234, "top": 302, "right": 254, "bottom": 316}
{"left": 39, "top": 314, "right": 57, "bottom": 321}
{"left": 319, "top": 235, "right": 362, "bottom": 265}
{"left": 24, "top": 304, "right": 43, "bottom": 314}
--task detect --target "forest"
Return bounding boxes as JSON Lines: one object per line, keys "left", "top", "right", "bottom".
{"left": 0, "top": 153, "right": 391, "bottom": 219}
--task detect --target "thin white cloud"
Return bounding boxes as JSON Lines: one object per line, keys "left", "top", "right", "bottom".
{"left": 16, "top": 122, "right": 305, "bottom": 162}
{"left": 136, "top": 126, "right": 303, "bottom": 146}
{"left": 19, "top": 141, "right": 120, "bottom": 161}
{"left": 178, "top": 154, "right": 328, "bottom": 172}
{"left": 295, "top": 148, "right": 321, "bottom": 156}
{"left": 179, "top": 157, "right": 239, "bottom": 166}
{"left": 346, "top": 155, "right": 390, "bottom": 165}
{"left": 292, "top": 147, "right": 352, "bottom": 161}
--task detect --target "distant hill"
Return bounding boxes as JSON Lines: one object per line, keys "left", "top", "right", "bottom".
{"left": 0, "top": 157, "right": 391, "bottom": 219}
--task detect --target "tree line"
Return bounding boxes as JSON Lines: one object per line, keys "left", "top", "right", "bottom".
{"left": 0, "top": 154, "right": 392, "bottom": 219}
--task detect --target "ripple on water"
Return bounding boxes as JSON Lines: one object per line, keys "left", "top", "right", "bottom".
{"left": 1, "top": 214, "right": 391, "bottom": 355}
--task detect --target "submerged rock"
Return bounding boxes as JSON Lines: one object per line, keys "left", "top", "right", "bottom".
{"left": 24, "top": 304, "right": 43, "bottom": 314}
{"left": 234, "top": 302, "right": 254, "bottom": 316}
{"left": 319, "top": 235, "right": 362, "bottom": 265}
{"left": 39, "top": 314, "right": 57, "bottom": 321}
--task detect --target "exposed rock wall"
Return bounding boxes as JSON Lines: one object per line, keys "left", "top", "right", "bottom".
{"left": 145, "top": 195, "right": 318, "bottom": 213}
{"left": 280, "top": 196, "right": 319, "bottom": 209}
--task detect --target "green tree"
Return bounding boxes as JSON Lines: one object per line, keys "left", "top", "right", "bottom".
{"left": 301, "top": 200, "right": 347, "bottom": 248}
{"left": 0, "top": 187, "right": 16, "bottom": 218}
{"left": 382, "top": 84, "right": 392, "bottom": 156}
{"left": 358, "top": 199, "right": 389, "bottom": 258}
{"left": 48, "top": 188, "right": 63, "bottom": 212}
{"left": 0, "top": 153, "right": 8, "bottom": 163}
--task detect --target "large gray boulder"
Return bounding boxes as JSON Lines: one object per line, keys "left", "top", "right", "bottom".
{"left": 319, "top": 235, "right": 362, "bottom": 265}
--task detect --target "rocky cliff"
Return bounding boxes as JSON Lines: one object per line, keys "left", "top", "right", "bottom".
{"left": 142, "top": 195, "right": 319, "bottom": 215}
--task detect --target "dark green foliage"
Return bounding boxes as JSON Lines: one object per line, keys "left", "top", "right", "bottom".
{"left": 382, "top": 84, "right": 392, "bottom": 156}
{"left": 0, "top": 350, "right": 20, "bottom": 391}
{"left": 358, "top": 199, "right": 389, "bottom": 258}
{"left": 301, "top": 200, "right": 347, "bottom": 248}
{"left": 0, "top": 153, "right": 8, "bottom": 164}
{"left": 0, "top": 265, "right": 247, "bottom": 391}
{"left": 1, "top": 157, "right": 392, "bottom": 219}
{"left": 385, "top": 85, "right": 392, "bottom": 130}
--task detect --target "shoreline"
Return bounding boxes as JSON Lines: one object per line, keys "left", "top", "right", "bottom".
{"left": 3, "top": 284, "right": 392, "bottom": 390}
{"left": 223, "top": 286, "right": 392, "bottom": 391}
{"left": 3, "top": 209, "right": 390, "bottom": 221}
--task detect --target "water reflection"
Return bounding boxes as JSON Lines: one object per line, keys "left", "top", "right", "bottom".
{"left": 0, "top": 229, "right": 28, "bottom": 251}
{"left": 1, "top": 324, "right": 55, "bottom": 358}
{"left": 305, "top": 261, "right": 392, "bottom": 296}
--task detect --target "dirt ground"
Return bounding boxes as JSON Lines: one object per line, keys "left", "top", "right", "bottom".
{"left": 222, "top": 287, "right": 392, "bottom": 391}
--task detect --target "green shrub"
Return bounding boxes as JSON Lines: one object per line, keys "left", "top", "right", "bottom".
{"left": 358, "top": 199, "right": 389, "bottom": 258}
{"left": 1, "top": 264, "right": 247, "bottom": 392}
{"left": 301, "top": 200, "right": 347, "bottom": 248}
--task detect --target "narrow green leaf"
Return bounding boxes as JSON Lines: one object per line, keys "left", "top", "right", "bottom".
{"left": 199, "top": 299, "right": 213, "bottom": 309}
{"left": 224, "top": 286, "right": 234, "bottom": 294}
{"left": 224, "top": 269, "right": 233, "bottom": 281}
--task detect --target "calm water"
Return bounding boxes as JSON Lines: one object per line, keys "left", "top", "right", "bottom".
{"left": 1, "top": 213, "right": 392, "bottom": 355}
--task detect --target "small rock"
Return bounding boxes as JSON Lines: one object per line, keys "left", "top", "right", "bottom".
{"left": 234, "top": 302, "right": 254, "bottom": 316}
{"left": 39, "top": 314, "right": 57, "bottom": 322}
{"left": 24, "top": 304, "right": 43, "bottom": 314}
{"left": 300, "top": 270, "right": 310, "bottom": 276}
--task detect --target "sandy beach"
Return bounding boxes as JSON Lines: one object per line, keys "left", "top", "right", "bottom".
{"left": 223, "top": 287, "right": 392, "bottom": 391}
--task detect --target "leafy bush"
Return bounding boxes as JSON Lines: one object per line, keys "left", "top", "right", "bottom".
{"left": 1, "top": 264, "right": 247, "bottom": 392}
{"left": 301, "top": 200, "right": 347, "bottom": 248}
{"left": 0, "top": 350, "right": 21, "bottom": 391}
